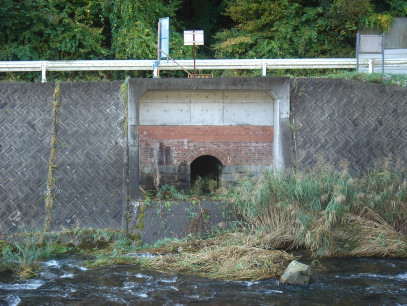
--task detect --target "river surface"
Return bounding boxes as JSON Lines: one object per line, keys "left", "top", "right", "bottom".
{"left": 0, "top": 256, "right": 406, "bottom": 305}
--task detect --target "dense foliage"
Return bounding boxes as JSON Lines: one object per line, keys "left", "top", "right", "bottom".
{"left": 214, "top": 0, "right": 389, "bottom": 58}
{"left": 0, "top": 0, "right": 405, "bottom": 79}
{"left": 0, "top": 0, "right": 108, "bottom": 60}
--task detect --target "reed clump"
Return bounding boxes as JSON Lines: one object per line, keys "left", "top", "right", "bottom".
{"left": 229, "top": 165, "right": 407, "bottom": 258}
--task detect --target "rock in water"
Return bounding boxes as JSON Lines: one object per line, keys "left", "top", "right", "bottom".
{"left": 280, "top": 260, "right": 312, "bottom": 285}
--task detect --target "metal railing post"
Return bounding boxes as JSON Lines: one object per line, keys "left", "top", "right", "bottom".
{"left": 41, "top": 62, "right": 47, "bottom": 83}
{"left": 262, "top": 63, "right": 267, "bottom": 76}
{"left": 368, "top": 59, "right": 374, "bottom": 74}
{"left": 152, "top": 61, "right": 160, "bottom": 78}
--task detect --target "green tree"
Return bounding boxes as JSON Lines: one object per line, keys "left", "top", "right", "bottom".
{"left": 109, "top": 0, "right": 189, "bottom": 59}
{"left": 213, "top": 0, "right": 396, "bottom": 59}
{"left": 0, "top": 0, "right": 108, "bottom": 61}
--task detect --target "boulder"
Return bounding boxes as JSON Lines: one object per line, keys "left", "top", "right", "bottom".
{"left": 280, "top": 260, "right": 312, "bottom": 285}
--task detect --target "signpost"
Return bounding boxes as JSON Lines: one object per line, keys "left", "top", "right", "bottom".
{"left": 184, "top": 30, "right": 204, "bottom": 72}
{"left": 356, "top": 32, "right": 384, "bottom": 74}
{"left": 154, "top": 23, "right": 211, "bottom": 78}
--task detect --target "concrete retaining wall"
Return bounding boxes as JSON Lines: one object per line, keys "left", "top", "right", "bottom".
{"left": 0, "top": 77, "right": 406, "bottom": 238}
{"left": 0, "top": 83, "right": 54, "bottom": 233}
{"left": 132, "top": 200, "right": 233, "bottom": 245}
{"left": 51, "top": 82, "right": 126, "bottom": 230}
{"left": 291, "top": 78, "right": 407, "bottom": 172}
{"left": 0, "top": 81, "right": 126, "bottom": 234}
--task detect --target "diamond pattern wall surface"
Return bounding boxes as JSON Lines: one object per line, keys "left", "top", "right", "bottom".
{"left": 291, "top": 79, "right": 407, "bottom": 172}
{"left": 1, "top": 79, "right": 406, "bottom": 235}
{"left": 0, "top": 83, "right": 55, "bottom": 233}
{"left": 51, "top": 82, "right": 126, "bottom": 230}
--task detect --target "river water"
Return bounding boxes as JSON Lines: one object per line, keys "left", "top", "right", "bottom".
{"left": 0, "top": 257, "right": 406, "bottom": 305}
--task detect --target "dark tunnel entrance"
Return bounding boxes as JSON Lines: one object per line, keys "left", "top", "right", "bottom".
{"left": 190, "top": 155, "right": 223, "bottom": 193}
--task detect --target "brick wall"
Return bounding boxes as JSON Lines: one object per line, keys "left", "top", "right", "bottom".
{"left": 139, "top": 126, "right": 274, "bottom": 188}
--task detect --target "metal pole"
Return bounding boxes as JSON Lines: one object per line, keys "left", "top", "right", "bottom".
{"left": 155, "top": 20, "right": 161, "bottom": 78}
{"left": 193, "top": 31, "right": 196, "bottom": 72}
{"left": 356, "top": 32, "right": 360, "bottom": 72}
{"left": 381, "top": 33, "right": 385, "bottom": 75}
{"left": 193, "top": 45, "right": 197, "bottom": 72}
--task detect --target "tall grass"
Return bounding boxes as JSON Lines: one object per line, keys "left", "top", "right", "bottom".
{"left": 1, "top": 233, "right": 63, "bottom": 278}
{"left": 0, "top": 228, "right": 133, "bottom": 278}
{"left": 230, "top": 165, "right": 407, "bottom": 257}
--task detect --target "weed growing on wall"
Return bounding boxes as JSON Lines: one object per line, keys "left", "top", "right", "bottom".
{"left": 322, "top": 72, "right": 407, "bottom": 87}
{"left": 43, "top": 82, "right": 62, "bottom": 234}
{"left": 119, "top": 78, "right": 129, "bottom": 137}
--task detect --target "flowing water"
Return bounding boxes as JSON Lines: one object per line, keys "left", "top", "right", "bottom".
{"left": 0, "top": 257, "right": 406, "bottom": 305}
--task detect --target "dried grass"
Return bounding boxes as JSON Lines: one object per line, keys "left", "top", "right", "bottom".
{"left": 142, "top": 244, "right": 294, "bottom": 281}
{"left": 229, "top": 167, "right": 407, "bottom": 258}
{"left": 342, "top": 210, "right": 407, "bottom": 258}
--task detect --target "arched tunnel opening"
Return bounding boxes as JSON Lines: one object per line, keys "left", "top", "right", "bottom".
{"left": 190, "top": 155, "right": 223, "bottom": 193}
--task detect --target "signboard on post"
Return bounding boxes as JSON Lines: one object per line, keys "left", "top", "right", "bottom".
{"left": 184, "top": 30, "right": 204, "bottom": 46}
{"left": 359, "top": 34, "right": 383, "bottom": 53}
{"left": 158, "top": 17, "right": 169, "bottom": 59}
{"left": 356, "top": 32, "right": 384, "bottom": 73}
{"left": 184, "top": 30, "right": 205, "bottom": 73}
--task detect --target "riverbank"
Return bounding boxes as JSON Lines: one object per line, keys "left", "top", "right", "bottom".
{"left": 1, "top": 166, "right": 406, "bottom": 281}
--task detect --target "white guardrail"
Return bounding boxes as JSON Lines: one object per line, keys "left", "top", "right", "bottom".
{"left": 0, "top": 58, "right": 406, "bottom": 82}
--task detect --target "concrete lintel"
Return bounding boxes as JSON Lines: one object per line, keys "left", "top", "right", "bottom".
{"left": 129, "top": 77, "right": 289, "bottom": 93}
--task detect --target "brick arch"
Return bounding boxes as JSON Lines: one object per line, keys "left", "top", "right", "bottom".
{"left": 185, "top": 149, "right": 229, "bottom": 167}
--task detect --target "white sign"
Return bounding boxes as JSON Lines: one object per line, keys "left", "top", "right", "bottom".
{"left": 184, "top": 30, "right": 204, "bottom": 46}
{"left": 359, "top": 35, "right": 383, "bottom": 53}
